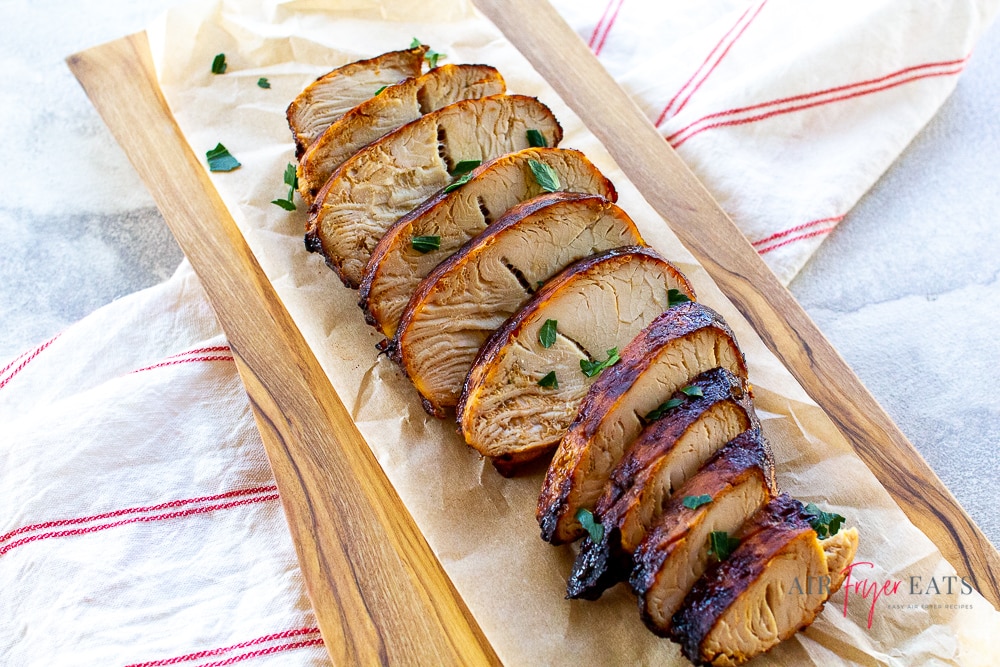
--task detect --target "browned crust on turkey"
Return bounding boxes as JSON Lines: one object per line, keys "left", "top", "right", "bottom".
{"left": 358, "top": 148, "right": 616, "bottom": 339}
{"left": 391, "top": 192, "right": 643, "bottom": 416}
{"left": 537, "top": 302, "right": 747, "bottom": 545}
{"left": 287, "top": 46, "right": 426, "bottom": 158}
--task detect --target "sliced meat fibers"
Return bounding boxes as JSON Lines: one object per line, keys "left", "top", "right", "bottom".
{"left": 669, "top": 494, "right": 859, "bottom": 666}
{"left": 287, "top": 46, "right": 426, "bottom": 157}
{"left": 567, "top": 367, "right": 756, "bottom": 600}
{"left": 298, "top": 64, "right": 506, "bottom": 204}
{"left": 360, "top": 147, "right": 616, "bottom": 339}
{"left": 394, "top": 192, "right": 644, "bottom": 416}
{"left": 457, "top": 246, "right": 694, "bottom": 475}
{"left": 306, "top": 94, "right": 562, "bottom": 287}
{"left": 538, "top": 302, "right": 748, "bottom": 545}
{"left": 629, "top": 431, "right": 777, "bottom": 635}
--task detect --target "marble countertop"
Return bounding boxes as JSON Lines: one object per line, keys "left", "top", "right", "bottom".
{"left": 2, "top": 0, "right": 997, "bottom": 555}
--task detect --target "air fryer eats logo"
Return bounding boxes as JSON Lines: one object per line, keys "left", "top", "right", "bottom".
{"left": 788, "top": 561, "right": 976, "bottom": 629}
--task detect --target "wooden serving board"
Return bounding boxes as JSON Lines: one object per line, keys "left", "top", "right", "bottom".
{"left": 67, "top": 4, "right": 998, "bottom": 663}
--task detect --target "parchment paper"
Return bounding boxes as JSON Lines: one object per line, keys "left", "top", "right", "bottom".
{"left": 147, "top": 1, "right": 1000, "bottom": 663}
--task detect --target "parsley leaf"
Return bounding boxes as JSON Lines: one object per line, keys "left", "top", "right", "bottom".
{"left": 668, "top": 288, "right": 691, "bottom": 307}
{"left": 271, "top": 163, "right": 297, "bottom": 211}
{"left": 538, "top": 371, "right": 558, "bottom": 389}
{"left": 803, "top": 503, "right": 846, "bottom": 539}
{"left": 576, "top": 508, "right": 604, "bottom": 543}
{"left": 580, "top": 348, "right": 620, "bottom": 378}
{"left": 257, "top": 77, "right": 270, "bottom": 89}
{"left": 374, "top": 85, "right": 388, "bottom": 96}
{"left": 410, "top": 37, "right": 423, "bottom": 48}
{"left": 205, "top": 143, "right": 240, "bottom": 172}
{"left": 680, "top": 384, "right": 703, "bottom": 398}
{"left": 527, "top": 129, "right": 547, "bottom": 148}
{"left": 411, "top": 38, "right": 445, "bottom": 68}
{"left": 644, "top": 397, "right": 684, "bottom": 422}
{"left": 682, "top": 494, "right": 713, "bottom": 510}
{"left": 443, "top": 171, "right": 474, "bottom": 193}
{"left": 708, "top": 530, "right": 740, "bottom": 561}
{"left": 529, "top": 159, "right": 560, "bottom": 192}
{"left": 411, "top": 235, "right": 441, "bottom": 253}
{"left": 211, "top": 53, "right": 227, "bottom": 74}
{"left": 539, "top": 319, "right": 557, "bottom": 348}
{"left": 450, "top": 160, "right": 481, "bottom": 177}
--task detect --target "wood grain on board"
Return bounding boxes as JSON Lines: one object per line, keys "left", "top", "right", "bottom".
{"left": 472, "top": 0, "right": 1000, "bottom": 607}
{"left": 67, "top": 32, "right": 500, "bottom": 666}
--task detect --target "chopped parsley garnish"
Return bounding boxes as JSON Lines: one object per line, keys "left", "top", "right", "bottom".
{"left": 529, "top": 159, "right": 560, "bottom": 193}
{"left": 644, "top": 397, "right": 684, "bottom": 422}
{"left": 205, "top": 143, "right": 240, "bottom": 172}
{"left": 708, "top": 531, "right": 740, "bottom": 561}
{"left": 257, "top": 77, "right": 270, "bottom": 89}
{"left": 411, "top": 235, "right": 441, "bottom": 253}
{"left": 680, "top": 384, "right": 703, "bottom": 398}
{"left": 443, "top": 172, "right": 474, "bottom": 193}
{"left": 271, "top": 162, "right": 297, "bottom": 211}
{"left": 538, "top": 319, "right": 557, "bottom": 348}
{"left": 374, "top": 85, "right": 388, "bottom": 96}
{"left": 211, "top": 53, "right": 227, "bottom": 74}
{"left": 450, "top": 160, "right": 481, "bottom": 177}
{"left": 580, "top": 348, "right": 619, "bottom": 378}
{"left": 576, "top": 508, "right": 604, "bottom": 543}
{"left": 682, "top": 494, "right": 713, "bottom": 510}
{"left": 527, "top": 129, "right": 547, "bottom": 148}
{"left": 411, "top": 37, "right": 445, "bottom": 68}
{"left": 538, "top": 371, "right": 558, "bottom": 389}
{"left": 668, "top": 288, "right": 691, "bottom": 307}
{"left": 803, "top": 503, "right": 846, "bottom": 538}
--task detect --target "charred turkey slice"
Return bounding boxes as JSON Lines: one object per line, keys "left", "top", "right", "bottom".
{"left": 360, "top": 147, "right": 616, "bottom": 339}
{"left": 393, "top": 192, "right": 644, "bottom": 416}
{"left": 567, "top": 367, "right": 756, "bottom": 600}
{"left": 298, "top": 64, "right": 506, "bottom": 204}
{"left": 538, "top": 302, "right": 748, "bottom": 545}
{"left": 629, "top": 430, "right": 777, "bottom": 634}
{"left": 287, "top": 46, "right": 426, "bottom": 157}
{"left": 669, "top": 494, "right": 859, "bottom": 666}
{"left": 306, "top": 94, "right": 562, "bottom": 287}
{"left": 457, "top": 246, "right": 694, "bottom": 475}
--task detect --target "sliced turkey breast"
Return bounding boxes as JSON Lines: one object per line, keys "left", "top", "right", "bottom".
{"left": 538, "top": 302, "right": 748, "bottom": 545}
{"left": 359, "top": 148, "right": 616, "bottom": 339}
{"left": 393, "top": 192, "right": 644, "bottom": 416}
{"left": 566, "top": 367, "right": 756, "bottom": 600}
{"left": 287, "top": 46, "right": 426, "bottom": 157}
{"left": 629, "top": 431, "right": 777, "bottom": 634}
{"left": 298, "top": 64, "right": 506, "bottom": 205}
{"left": 306, "top": 94, "right": 562, "bottom": 287}
{"left": 457, "top": 246, "right": 694, "bottom": 475}
{"left": 669, "top": 494, "right": 859, "bottom": 666}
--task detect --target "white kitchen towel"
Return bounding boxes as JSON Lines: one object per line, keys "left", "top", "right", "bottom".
{"left": 0, "top": 261, "right": 327, "bottom": 667}
{"left": 550, "top": 0, "right": 1000, "bottom": 282}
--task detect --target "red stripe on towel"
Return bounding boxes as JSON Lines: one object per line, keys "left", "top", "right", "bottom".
{"left": 655, "top": 0, "right": 767, "bottom": 127}
{"left": 197, "top": 639, "right": 326, "bottom": 667}
{"left": 757, "top": 226, "right": 838, "bottom": 255}
{"left": 668, "top": 57, "right": 968, "bottom": 147}
{"left": 165, "top": 345, "right": 231, "bottom": 359}
{"left": 0, "top": 493, "right": 280, "bottom": 556}
{"left": 751, "top": 215, "right": 844, "bottom": 247}
{"left": 130, "top": 355, "right": 235, "bottom": 374}
{"left": 0, "top": 333, "right": 62, "bottom": 390}
{"left": 593, "top": 0, "right": 626, "bottom": 56}
{"left": 587, "top": 0, "right": 617, "bottom": 49}
{"left": 0, "top": 486, "right": 278, "bottom": 545}
{"left": 125, "top": 628, "right": 321, "bottom": 667}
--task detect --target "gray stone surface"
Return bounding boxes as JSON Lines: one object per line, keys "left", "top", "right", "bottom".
{"left": 1, "top": 2, "right": 996, "bottom": 552}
